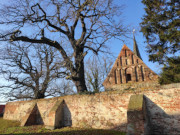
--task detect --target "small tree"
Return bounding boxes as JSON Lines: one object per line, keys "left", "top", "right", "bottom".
{"left": 0, "top": 0, "right": 127, "bottom": 93}
{"left": 141, "top": 0, "right": 180, "bottom": 64}
{"left": 85, "top": 56, "right": 113, "bottom": 92}
{"left": 159, "top": 56, "right": 180, "bottom": 84}
{"left": 0, "top": 43, "right": 69, "bottom": 100}
{"left": 52, "top": 79, "right": 76, "bottom": 96}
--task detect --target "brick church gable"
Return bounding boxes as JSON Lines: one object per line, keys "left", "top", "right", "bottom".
{"left": 103, "top": 44, "right": 159, "bottom": 89}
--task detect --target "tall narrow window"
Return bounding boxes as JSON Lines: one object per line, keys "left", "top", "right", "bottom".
{"left": 141, "top": 66, "right": 144, "bottom": 81}
{"left": 114, "top": 70, "right": 117, "bottom": 84}
{"left": 120, "top": 69, "right": 122, "bottom": 83}
{"left": 126, "top": 59, "right": 128, "bottom": 65}
{"left": 132, "top": 55, "right": 134, "bottom": 64}
{"left": 125, "top": 49, "right": 127, "bottom": 57}
{"left": 125, "top": 69, "right": 127, "bottom": 83}
{"left": 135, "top": 67, "right": 138, "bottom": 81}
{"left": 120, "top": 57, "right": 122, "bottom": 66}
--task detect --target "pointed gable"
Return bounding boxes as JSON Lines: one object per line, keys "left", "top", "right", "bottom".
{"left": 103, "top": 44, "right": 158, "bottom": 89}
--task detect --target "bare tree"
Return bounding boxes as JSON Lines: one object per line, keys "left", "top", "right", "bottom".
{"left": 51, "top": 79, "right": 76, "bottom": 96}
{"left": 0, "top": 0, "right": 128, "bottom": 93}
{"left": 86, "top": 56, "right": 114, "bottom": 92}
{"left": 0, "top": 43, "right": 69, "bottom": 100}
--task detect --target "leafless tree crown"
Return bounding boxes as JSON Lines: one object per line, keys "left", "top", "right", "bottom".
{"left": 0, "top": 44, "right": 73, "bottom": 100}
{"left": 0, "top": 0, "right": 128, "bottom": 93}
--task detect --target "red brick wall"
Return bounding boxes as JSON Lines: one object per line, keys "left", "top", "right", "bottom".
{"left": 3, "top": 87, "right": 180, "bottom": 133}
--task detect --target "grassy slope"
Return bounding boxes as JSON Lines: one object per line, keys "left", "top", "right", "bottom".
{"left": 0, "top": 117, "right": 20, "bottom": 129}
{"left": 0, "top": 118, "right": 126, "bottom": 135}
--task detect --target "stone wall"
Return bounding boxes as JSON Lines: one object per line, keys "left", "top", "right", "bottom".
{"left": 4, "top": 93, "right": 131, "bottom": 131}
{"left": 126, "top": 88, "right": 180, "bottom": 135}
{"left": 105, "top": 81, "right": 160, "bottom": 91}
{"left": 3, "top": 87, "right": 180, "bottom": 134}
{"left": 143, "top": 89, "right": 180, "bottom": 135}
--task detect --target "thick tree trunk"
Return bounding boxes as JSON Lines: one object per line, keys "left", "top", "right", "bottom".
{"left": 73, "top": 54, "right": 87, "bottom": 93}
{"left": 34, "top": 91, "right": 45, "bottom": 99}
{"left": 73, "top": 78, "right": 87, "bottom": 93}
{"left": 73, "top": 73, "right": 87, "bottom": 93}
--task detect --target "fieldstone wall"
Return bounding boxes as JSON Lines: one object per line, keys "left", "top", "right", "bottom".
{"left": 4, "top": 93, "right": 132, "bottom": 131}
{"left": 143, "top": 89, "right": 180, "bottom": 135}
{"left": 3, "top": 87, "right": 180, "bottom": 134}
{"left": 126, "top": 87, "right": 180, "bottom": 135}
{"left": 63, "top": 93, "right": 130, "bottom": 130}
{"left": 105, "top": 81, "right": 160, "bottom": 91}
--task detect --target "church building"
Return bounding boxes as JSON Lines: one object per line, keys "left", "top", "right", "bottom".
{"left": 103, "top": 35, "right": 159, "bottom": 90}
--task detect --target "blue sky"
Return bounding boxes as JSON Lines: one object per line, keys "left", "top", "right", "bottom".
{"left": 0, "top": 0, "right": 162, "bottom": 104}
{"left": 109, "top": 0, "right": 162, "bottom": 74}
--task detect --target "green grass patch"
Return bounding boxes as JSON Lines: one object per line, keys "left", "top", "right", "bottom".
{"left": 0, "top": 117, "right": 20, "bottom": 130}
{"left": 0, "top": 117, "right": 126, "bottom": 135}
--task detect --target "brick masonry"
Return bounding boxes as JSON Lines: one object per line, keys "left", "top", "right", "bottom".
{"left": 3, "top": 87, "right": 180, "bottom": 134}
{"left": 103, "top": 44, "right": 159, "bottom": 90}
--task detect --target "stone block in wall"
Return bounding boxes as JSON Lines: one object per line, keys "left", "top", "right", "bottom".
{"left": 127, "top": 94, "right": 144, "bottom": 135}
{"left": 45, "top": 99, "right": 64, "bottom": 129}
{"left": 20, "top": 102, "right": 36, "bottom": 126}
{"left": 3, "top": 101, "right": 35, "bottom": 121}
{"left": 21, "top": 102, "right": 44, "bottom": 126}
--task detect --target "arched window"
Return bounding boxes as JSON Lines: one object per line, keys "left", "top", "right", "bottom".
{"left": 126, "top": 74, "right": 131, "bottom": 82}
{"left": 125, "top": 68, "right": 132, "bottom": 83}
